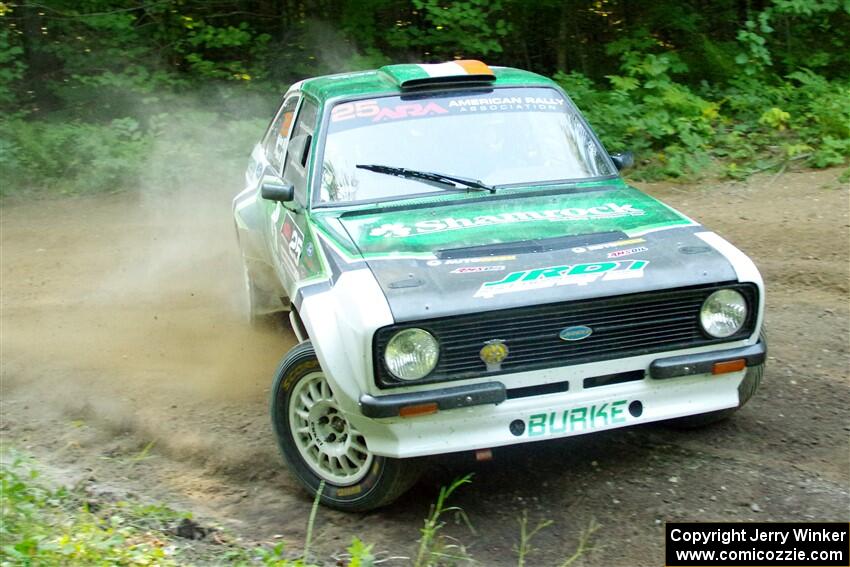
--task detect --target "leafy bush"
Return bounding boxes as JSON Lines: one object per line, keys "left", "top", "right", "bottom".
{"left": 1, "top": 454, "right": 184, "bottom": 564}
{"left": 1, "top": 452, "right": 608, "bottom": 566}
{"left": 0, "top": 453, "right": 376, "bottom": 566}
{"left": 555, "top": 51, "right": 721, "bottom": 179}
{"left": 0, "top": 108, "right": 265, "bottom": 197}
{"left": 387, "top": 0, "right": 511, "bottom": 60}
{"left": 1, "top": 0, "right": 847, "bottom": 193}
{"left": 556, "top": 63, "right": 850, "bottom": 180}
{"left": 0, "top": 118, "right": 151, "bottom": 196}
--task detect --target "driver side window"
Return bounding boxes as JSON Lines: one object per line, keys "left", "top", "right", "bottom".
{"left": 281, "top": 99, "right": 318, "bottom": 205}
{"left": 264, "top": 95, "right": 299, "bottom": 173}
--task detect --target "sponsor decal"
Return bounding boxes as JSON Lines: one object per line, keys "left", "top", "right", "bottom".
{"left": 369, "top": 204, "right": 645, "bottom": 239}
{"left": 328, "top": 88, "right": 567, "bottom": 132}
{"left": 479, "top": 339, "right": 509, "bottom": 372}
{"left": 559, "top": 325, "right": 593, "bottom": 341}
{"left": 448, "top": 95, "right": 564, "bottom": 114}
{"left": 678, "top": 245, "right": 712, "bottom": 255}
{"left": 299, "top": 236, "right": 323, "bottom": 279}
{"left": 334, "top": 485, "right": 362, "bottom": 497}
{"left": 280, "top": 213, "right": 304, "bottom": 262}
{"left": 450, "top": 265, "right": 505, "bottom": 274}
{"left": 427, "top": 255, "right": 516, "bottom": 266}
{"left": 370, "top": 222, "right": 412, "bottom": 238}
{"left": 527, "top": 400, "right": 629, "bottom": 437}
{"left": 331, "top": 100, "right": 448, "bottom": 123}
{"left": 607, "top": 246, "right": 648, "bottom": 258}
{"left": 475, "top": 260, "right": 648, "bottom": 298}
{"left": 280, "top": 110, "right": 294, "bottom": 134}
{"left": 571, "top": 237, "right": 645, "bottom": 253}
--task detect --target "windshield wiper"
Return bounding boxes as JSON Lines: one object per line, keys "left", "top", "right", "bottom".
{"left": 355, "top": 164, "right": 496, "bottom": 194}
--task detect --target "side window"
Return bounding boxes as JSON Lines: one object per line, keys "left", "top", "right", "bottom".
{"left": 281, "top": 99, "right": 318, "bottom": 204}
{"left": 264, "top": 95, "right": 299, "bottom": 173}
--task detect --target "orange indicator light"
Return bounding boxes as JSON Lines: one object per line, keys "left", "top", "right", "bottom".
{"left": 712, "top": 359, "right": 746, "bottom": 375}
{"left": 399, "top": 402, "right": 439, "bottom": 418}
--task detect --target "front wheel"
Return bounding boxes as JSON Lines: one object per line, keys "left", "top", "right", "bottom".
{"left": 270, "top": 341, "right": 421, "bottom": 511}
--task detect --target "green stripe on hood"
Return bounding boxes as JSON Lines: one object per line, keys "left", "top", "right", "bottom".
{"left": 338, "top": 186, "right": 696, "bottom": 257}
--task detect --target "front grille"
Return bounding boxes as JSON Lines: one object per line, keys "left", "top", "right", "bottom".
{"left": 373, "top": 283, "right": 758, "bottom": 388}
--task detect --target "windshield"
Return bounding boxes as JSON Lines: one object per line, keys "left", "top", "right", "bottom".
{"left": 318, "top": 87, "right": 615, "bottom": 204}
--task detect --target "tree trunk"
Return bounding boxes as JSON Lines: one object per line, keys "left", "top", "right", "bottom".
{"left": 20, "top": 1, "right": 52, "bottom": 113}
{"left": 556, "top": 2, "right": 570, "bottom": 72}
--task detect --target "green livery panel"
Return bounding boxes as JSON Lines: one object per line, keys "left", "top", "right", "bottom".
{"left": 336, "top": 185, "right": 694, "bottom": 258}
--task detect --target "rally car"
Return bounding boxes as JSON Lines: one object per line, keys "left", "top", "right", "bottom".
{"left": 233, "top": 60, "right": 766, "bottom": 511}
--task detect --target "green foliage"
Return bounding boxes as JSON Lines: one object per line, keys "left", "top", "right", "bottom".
{"left": 555, "top": 46, "right": 723, "bottom": 179}
{"left": 0, "top": 0, "right": 848, "bottom": 191}
{"left": 346, "top": 538, "right": 376, "bottom": 567}
{"left": 735, "top": 13, "right": 775, "bottom": 75}
{"left": 177, "top": 17, "right": 271, "bottom": 81}
{"left": 414, "top": 474, "right": 473, "bottom": 567}
{"left": 0, "top": 117, "right": 150, "bottom": 196}
{"left": 0, "top": 107, "right": 265, "bottom": 197}
{"left": 387, "top": 0, "right": 511, "bottom": 60}
{"left": 2, "top": 453, "right": 600, "bottom": 567}
{"left": 515, "top": 511, "right": 553, "bottom": 567}
{"left": 1, "top": 454, "right": 184, "bottom": 564}
{"left": 0, "top": 28, "right": 24, "bottom": 109}
{"left": 558, "top": 519, "right": 602, "bottom": 567}
{"left": 759, "top": 107, "right": 791, "bottom": 130}
{"left": 716, "top": 69, "right": 850, "bottom": 176}
{"left": 556, "top": 44, "right": 850, "bottom": 179}
{"left": 1, "top": 453, "right": 360, "bottom": 566}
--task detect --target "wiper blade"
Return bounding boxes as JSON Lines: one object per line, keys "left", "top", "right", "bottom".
{"left": 355, "top": 164, "right": 496, "bottom": 194}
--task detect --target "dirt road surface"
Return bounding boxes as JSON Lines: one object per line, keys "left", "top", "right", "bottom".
{"left": 2, "top": 168, "right": 848, "bottom": 565}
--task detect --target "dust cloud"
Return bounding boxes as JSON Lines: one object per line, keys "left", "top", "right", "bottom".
{"left": 1, "top": 91, "right": 296, "bottom": 471}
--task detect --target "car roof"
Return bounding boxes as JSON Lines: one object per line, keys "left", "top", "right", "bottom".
{"left": 297, "top": 61, "right": 556, "bottom": 103}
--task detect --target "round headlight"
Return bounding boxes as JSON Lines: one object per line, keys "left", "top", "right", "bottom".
{"left": 700, "top": 289, "right": 747, "bottom": 338}
{"left": 384, "top": 328, "right": 439, "bottom": 381}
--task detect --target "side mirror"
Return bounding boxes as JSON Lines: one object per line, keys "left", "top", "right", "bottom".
{"left": 260, "top": 176, "right": 294, "bottom": 202}
{"left": 610, "top": 151, "right": 635, "bottom": 171}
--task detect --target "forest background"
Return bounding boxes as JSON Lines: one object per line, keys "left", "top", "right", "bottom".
{"left": 1, "top": 0, "right": 848, "bottom": 196}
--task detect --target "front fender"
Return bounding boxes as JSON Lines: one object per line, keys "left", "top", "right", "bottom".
{"left": 298, "top": 270, "right": 394, "bottom": 414}
{"left": 696, "top": 231, "right": 766, "bottom": 344}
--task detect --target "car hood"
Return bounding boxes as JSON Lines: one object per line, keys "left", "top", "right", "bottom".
{"left": 335, "top": 184, "right": 738, "bottom": 322}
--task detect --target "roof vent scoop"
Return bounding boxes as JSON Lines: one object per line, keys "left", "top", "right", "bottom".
{"left": 379, "top": 60, "right": 496, "bottom": 89}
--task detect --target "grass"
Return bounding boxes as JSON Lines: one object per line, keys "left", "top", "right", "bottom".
{"left": 414, "top": 474, "right": 474, "bottom": 567}
{"left": 515, "top": 511, "right": 553, "bottom": 567}
{"left": 1, "top": 453, "right": 186, "bottom": 565}
{"left": 0, "top": 452, "right": 600, "bottom": 566}
{"left": 0, "top": 451, "right": 319, "bottom": 566}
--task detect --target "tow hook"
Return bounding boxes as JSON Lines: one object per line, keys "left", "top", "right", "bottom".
{"left": 474, "top": 448, "right": 493, "bottom": 462}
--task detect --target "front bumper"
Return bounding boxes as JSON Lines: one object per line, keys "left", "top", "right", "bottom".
{"left": 359, "top": 341, "right": 765, "bottom": 418}
{"left": 352, "top": 341, "right": 764, "bottom": 458}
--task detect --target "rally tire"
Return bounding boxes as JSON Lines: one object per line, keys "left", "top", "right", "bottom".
{"left": 270, "top": 341, "right": 422, "bottom": 511}
{"left": 668, "top": 328, "right": 766, "bottom": 429}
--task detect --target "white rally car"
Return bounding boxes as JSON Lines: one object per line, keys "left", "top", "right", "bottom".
{"left": 233, "top": 61, "right": 766, "bottom": 510}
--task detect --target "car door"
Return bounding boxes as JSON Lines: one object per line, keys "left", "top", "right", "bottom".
{"left": 268, "top": 97, "right": 319, "bottom": 297}
{"left": 233, "top": 92, "right": 299, "bottom": 282}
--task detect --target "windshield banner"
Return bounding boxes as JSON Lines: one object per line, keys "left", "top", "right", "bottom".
{"left": 329, "top": 88, "right": 567, "bottom": 132}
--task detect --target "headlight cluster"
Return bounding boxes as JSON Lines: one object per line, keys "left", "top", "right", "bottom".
{"left": 700, "top": 289, "right": 748, "bottom": 338}
{"left": 381, "top": 288, "right": 748, "bottom": 381}
{"left": 383, "top": 328, "right": 439, "bottom": 380}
